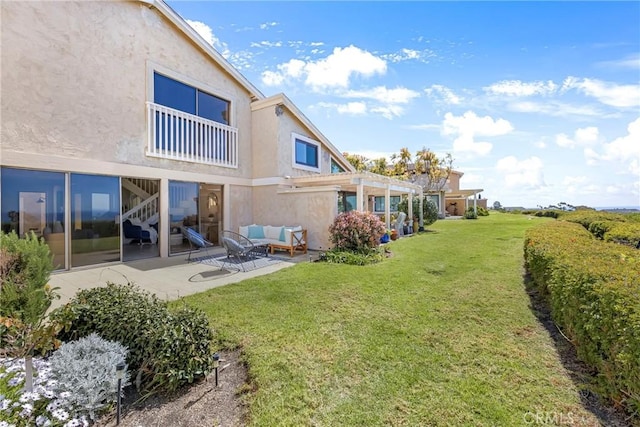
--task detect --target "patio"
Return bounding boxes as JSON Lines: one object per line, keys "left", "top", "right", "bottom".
{"left": 48, "top": 248, "right": 311, "bottom": 311}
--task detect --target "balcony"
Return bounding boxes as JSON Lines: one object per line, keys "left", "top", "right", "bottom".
{"left": 146, "top": 102, "right": 238, "bottom": 168}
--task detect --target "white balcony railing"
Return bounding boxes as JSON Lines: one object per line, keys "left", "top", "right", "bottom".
{"left": 146, "top": 102, "right": 238, "bottom": 168}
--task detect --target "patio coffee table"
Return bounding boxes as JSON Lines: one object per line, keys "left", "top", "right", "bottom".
{"left": 249, "top": 243, "right": 269, "bottom": 257}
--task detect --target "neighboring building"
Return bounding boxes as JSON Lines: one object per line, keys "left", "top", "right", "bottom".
{"left": 441, "top": 170, "right": 486, "bottom": 217}
{"left": 1, "top": 0, "right": 422, "bottom": 270}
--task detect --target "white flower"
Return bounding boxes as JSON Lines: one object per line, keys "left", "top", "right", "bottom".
{"left": 64, "top": 419, "right": 83, "bottom": 427}
{"left": 8, "top": 376, "right": 23, "bottom": 386}
{"left": 0, "top": 421, "right": 16, "bottom": 427}
{"left": 19, "top": 391, "right": 41, "bottom": 402}
{"left": 20, "top": 402, "right": 33, "bottom": 417}
{"left": 42, "top": 389, "right": 56, "bottom": 399}
{"left": 58, "top": 391, "right": 72, "bottom": 399}
{"left": 0, "top": 399, "right": 11, "bottom": 411}
{"left": 52, "top": 408, "right": 69, "bottom": 421}
{"left": 46, "top": 400, "right": 60, "bottom": 412}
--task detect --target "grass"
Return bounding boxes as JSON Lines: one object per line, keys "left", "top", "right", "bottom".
{"left": 181, "top": 213, "right": 602, "bottom": 426}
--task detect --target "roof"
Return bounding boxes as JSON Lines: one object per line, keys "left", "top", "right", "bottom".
{"left": 251, "top": 93, "right": 355, "bottom": 173}
{"left": 288, "top": 171, "right": 423, "bottom": 195}
{"left": 141, "top": 0, "right": 265, "bottom": 101}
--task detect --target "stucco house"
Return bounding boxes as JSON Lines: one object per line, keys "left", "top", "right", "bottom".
{"left": 1, "top": 0, "right": 422, "bottom": 271}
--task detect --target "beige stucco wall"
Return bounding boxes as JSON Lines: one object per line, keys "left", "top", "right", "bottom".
{"left": 1, "top": 0, "right": 253, "bottom": 178}
{"left": 447, "top": 173, "right": 462, "bottom": 192}
{"left": 252, "top": 185, "right": 337, "bottom": 250}
{"left": 251, "top": 104, "right": 334, "bottom": 179}
{"left": 250, "top": 107, "right": 280, "bottom": 179}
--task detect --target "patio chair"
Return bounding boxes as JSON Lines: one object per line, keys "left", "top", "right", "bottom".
{"left": 220, "top": 230, "right": 257, "bottom": 272}
{"left": 182, "top": 226, "right": 215, "bottom": 261}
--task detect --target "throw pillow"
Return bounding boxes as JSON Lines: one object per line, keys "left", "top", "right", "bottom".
{"left": 279, "top": 226, "right": 285, "bottom": 242}
{"left": 248, "top": 225, "right": 265, "bottom": 239}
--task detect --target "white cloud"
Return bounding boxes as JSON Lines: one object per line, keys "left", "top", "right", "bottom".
{"left": 484, "top": 80, "right": 557, "bottom": 97}
{"left": 406, "top": 124, "right": 441, "bottom": 131}
{"left": 383, "top": 48, "right": 437, "bottom": 63}
{"left": 261, "top": 45, "right": 387, "bottom": 90}
{"left": 337, "top": 102, "right": 367, "bottom": 115}
{"left": 555, "top": 126, "right": 599, "bottom": 148}
{"left": 496, "top": 156, "right": 545, "bottom": 189}
{"left": 587, "top": 117, "right": 640, "bottom": 175}
{"left": 562, "top": 77, "right": 640, "bottom": 108}
{"left": 370, "top": 105, "right": 406, "bottom": 120}
{"left": 261, "top": 70, "right": 284, "bottom": 86}
{"left": 424, "top": 85, "right": 462, "bottom": 105}
{"left": 259, "top": 21, "right": 278, "bottom": 30}
{"left": 508, "top": 100, "right": 603, "bottom": 117}
{"left": 596, "top": 53, "right": 640, "bottom": 70}
{"left": 343, "top": 86, "right": 420, "bottom": 104}
{"left": 186, "top": 20, "right": 229, "bottom": 57}
{"left": 442, "top": 111, "right": 513, "bottom": 137}
{"left": 441, "top": 111, "right": 513, "bottom": 157}
{"left": 250, "top": 41, "right": 283, "bottom": 48}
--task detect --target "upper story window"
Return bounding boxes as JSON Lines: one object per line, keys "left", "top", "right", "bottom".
{"left": 331, "top": 158, "right": 345, "bottom": 174}
{"left": 154, "top": 72, "right": 229, "bottom": 125}
{"left": 292, "top": 133, "right": 320, "bottom": 173}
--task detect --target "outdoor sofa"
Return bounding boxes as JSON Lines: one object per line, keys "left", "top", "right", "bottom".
{"left": 239, "top": 224, "right": 307, "bottom": 257}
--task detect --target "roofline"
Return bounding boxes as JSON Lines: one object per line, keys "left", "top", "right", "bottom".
{"left": 140, "top": 0, "right": 265, "bottom": 101}
{"left": 252, "top": 94, "right": 356, "bottom": 173}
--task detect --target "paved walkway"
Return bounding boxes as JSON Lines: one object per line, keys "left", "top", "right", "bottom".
{"left": 48, "top": 249, "right": 309, "bottom": 311}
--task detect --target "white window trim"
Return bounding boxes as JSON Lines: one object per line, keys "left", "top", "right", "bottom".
{"left": 291, "top": 133, "right": 321, "bottom": 173}
{"left": 146, "top": 61, "right": 234, "bottom": 126}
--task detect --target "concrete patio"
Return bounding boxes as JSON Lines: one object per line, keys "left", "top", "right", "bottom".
{"left": 48, "top": 248, "right": 311, "bottom": 311}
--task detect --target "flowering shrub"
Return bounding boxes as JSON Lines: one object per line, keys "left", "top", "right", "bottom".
{"left": 48, "top": 333, "right": 129, "bottom": 421}
{"left": 0, "top": 356, "right": 89, "bottom": 426}
{"left": 329, "top": 211, "right": 386, "bottom": 252}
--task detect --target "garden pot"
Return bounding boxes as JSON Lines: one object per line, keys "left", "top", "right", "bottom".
{"left": 390, "top": 230, "right": 398, "bottom": 241}
{"left": 380, "top": 233, "right": 390, "bottom": 244}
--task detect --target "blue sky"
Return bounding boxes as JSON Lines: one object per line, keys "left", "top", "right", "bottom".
{"left": 168, "top": 1, "right": 640, "bottom": 208}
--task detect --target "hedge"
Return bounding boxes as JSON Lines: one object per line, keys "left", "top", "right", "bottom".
{"left": 524, "top": 220, "right": 640, "bottom": 416}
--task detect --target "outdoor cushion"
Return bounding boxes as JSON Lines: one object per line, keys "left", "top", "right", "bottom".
{"left": 248, "top": 225, "right": 265, "bottom": 239}
{"left": 264, "top": 225, "right": 282, "bottom": 241}
{"left": 279, "top": 226, "right": 285, "bottom": 242}
{"left": 184, "top": 227, "right": 208, "bottom": 248}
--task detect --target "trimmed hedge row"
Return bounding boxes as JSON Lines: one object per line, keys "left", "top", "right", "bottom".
{"left": 524, "top": 220, "right": 640, "bottom": 415}
{"left": 559, "top": 211, "right": 640, "bottom": 249}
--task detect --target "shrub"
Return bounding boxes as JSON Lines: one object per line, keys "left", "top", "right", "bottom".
{"left": 329, "top": 211, "right": 386, "bottom": 252}
{"left": 524, "top": 220, "right": 640, "bottom": 416}
{"left": 463, "top": 207, "right": 478, "bottom": 219}
{"left": 0, "top": 231, "right": 63, "bottom": 394}
{"left": 603, "top": 222, "right": 640, "bottom": 248}
{"left": 49, "top": 333, "right": 130, "bottom": 421}
{"left": 50, "top": 283, "right": 215, "bottom": 397}
{"left": 476, "top": 207, "right": 489, "bottom": 216}
{"left": 321, "top": 248, "right": 385, "bottom": 265}
{"left": 397, "top": 197, "right": 439, "bottom": 227}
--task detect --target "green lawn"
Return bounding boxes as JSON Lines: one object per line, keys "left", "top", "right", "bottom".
{"left": 182, "top": 213, "right": 601, "bottom": 426}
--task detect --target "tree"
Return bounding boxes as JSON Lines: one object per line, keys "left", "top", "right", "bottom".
{"left": 413, "top": 148, "right": 453, "bottom": 194}
{"left": 390, "top": 147, "right": 412, "bottom": 179}
{"left": 493, "top": 201, "right": 502, "bottom": 210}
{"left": 370, "top": 157, "right": 390, "bottom": 176}
{"left": 342, "top": 152, "right": 369, "bottom": 172}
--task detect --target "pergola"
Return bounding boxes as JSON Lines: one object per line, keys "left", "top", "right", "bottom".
{"left": 285, "top": 172, "right": 424, "bottom": 230}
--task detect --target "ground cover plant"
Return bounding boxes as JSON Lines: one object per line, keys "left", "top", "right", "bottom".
{"left": 181, "top": 213, "right": 617, "bottom": 426}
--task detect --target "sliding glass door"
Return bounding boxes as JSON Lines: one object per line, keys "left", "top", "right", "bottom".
{"left": 70, "top": 174, "right": 120, "bottom": 267}
{"left": 1, "top": 168, "right": 66, "bottom": 270}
